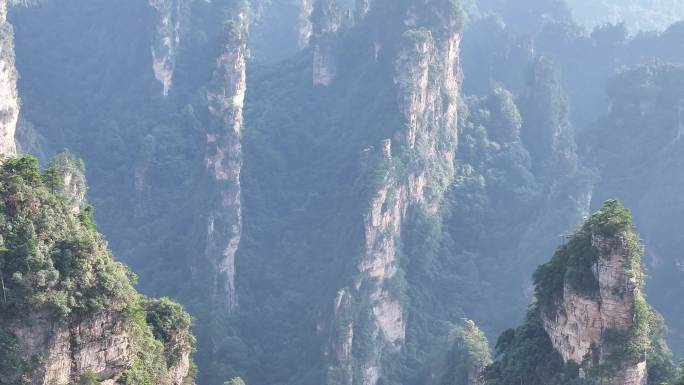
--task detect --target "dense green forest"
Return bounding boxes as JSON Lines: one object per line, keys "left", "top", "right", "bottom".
{"left": 0, "top": 154, "right": 195, "bottom": 385}
{"left": 2, "top": 0, "right": 684, "bottom": 384}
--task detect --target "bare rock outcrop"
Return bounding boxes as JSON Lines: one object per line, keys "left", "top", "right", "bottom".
{"left": 149, "top": 0, "right": 184, "bottom": 96}
{"left": 323, "top": 2, "right": 463, "bottom": 384}
{"left": 204, "top": 10, "right": 250, "bottom": 312}
{"left": 540, "top": 201, "right": 651, "bottom": 385}
{"left": 8, "top": 311, "right": 132, "bottom": 385}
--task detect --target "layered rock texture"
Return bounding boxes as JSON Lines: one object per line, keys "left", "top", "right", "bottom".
{"left": 204, "top": 9, "right": 249, "bottom": 312}
{"left": 485, "top": 200, "right": 667, "bottom": 385}
{"left": 149, "top": 0, "right": 183, "bottom": 95}
{"left": 0, "top": 156, "right": 195, "bottom": 385}
{"left": 540, "top": 204, "right": 649, "bottom": 385}
{"left": 323, "top": 2, "right": 463, "bottom": 384}
{"left": 0, "top": 0, "right": 18, "bottom": 155}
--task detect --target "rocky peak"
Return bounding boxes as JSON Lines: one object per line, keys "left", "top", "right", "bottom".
{"left": 537, "top": 200, "right": 651, "bottom": 385}
{"left": 484, "top": 200, "right": 669, "bottom": 385}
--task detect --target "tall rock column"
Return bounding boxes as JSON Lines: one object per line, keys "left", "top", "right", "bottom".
{"left": 395, "top": 3, "right": 462, "bottom": 211}
{"left": 149, "top": 0, "right": 183, "bottom": 96}
{"left": 205, "top": 12, "right": 249, "bottom": 312}
{"left": 311, "top": 0, "right": 344, "bottom": 86}
{"left": 540, "top": 201, "right": 651, "bottom": 385}
{"left": 0, "top": 0, "right": 18, "bottom": 156}
{"left": 324, "top": 2, "right": 463, "bottom": 385}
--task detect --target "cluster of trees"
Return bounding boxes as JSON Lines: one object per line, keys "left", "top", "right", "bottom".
{"left": 0, "top": 155, "right": 196, "bottom": 385}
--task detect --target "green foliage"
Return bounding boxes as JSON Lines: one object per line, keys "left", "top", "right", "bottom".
{"left": 432, "top": 320, "right": 492, "bottom": 385}
{"left": 483, "top": 307, "right": 574, "bottom": 385}
{"left": 0, "top": 329, "right": 25, "bottom": 384}
{"left": 74, "top": 372, "right": 101, "bottom": 385}
{"left": 0, "top": 156, "right": 135, "bottom": 317}
{"left": 486, "top": 201, "right": 675, "bottom": 384}
{"left": 145, "top": 297, "right": 196, "bottom": 365}
{"left": 0, "top": 156, "right": 195, "bottom": 384}
{"left": 533, "top": 200, "right": 639, "bottom": 313}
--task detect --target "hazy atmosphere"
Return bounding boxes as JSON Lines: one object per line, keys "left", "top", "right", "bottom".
{"left": 1, "top": 0, "right": 684, "bottom": 384}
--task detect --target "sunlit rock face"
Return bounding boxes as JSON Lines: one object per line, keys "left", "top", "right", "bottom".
{"left": 0, "top": 0, "right": 18, "bottom": 156}
{"left": 542, "top": 234, "right": 647, "bottom": 385}
{"left": 205, "top": 10, "right": 249, "bottom": 312}
{"left": 323, "top": 2, "right": 463, "bottom": 384}
{"left": 8, "top": 311, "right": 134, "bottom": 385}
{"left": 149, "top": 0, "right": 183, "bottom": 96}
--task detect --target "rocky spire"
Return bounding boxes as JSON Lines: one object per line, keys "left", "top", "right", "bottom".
{"left": 324, "top": 1, "right": 464, "bottom": 384}
{"left": 539, "top": 200, "right": 652, "bottom": 385}
{"left": 0, "top": 0, "right": 19, "bottom": 156}
{"left": 204, "top": 9, "right": 249, "bottom": 312}
{"left": 149, "top": 0, "right": 183, "bottom": 96}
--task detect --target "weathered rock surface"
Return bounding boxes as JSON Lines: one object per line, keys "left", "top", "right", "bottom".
{"left": 324, "top": 2, "right": 463, "bottom": 384}
{"left": 149, "top": 0, "right": 183, "bottom": 95}
{"left": 8, "top": 311, "right": 133, "bottom": 385}
{"left": 204, "top": 10, "right": 249, "bottom": 312}
{"left": 542, "top": 234, "right": 647, "bottom": 385}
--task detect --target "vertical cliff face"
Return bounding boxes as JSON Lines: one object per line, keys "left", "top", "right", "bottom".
{"left": 394, "top": 8, "right": 461, "bottom": 210}
{"left": 149, "top": 0, "right": 183, "bottom": 96}
{"left": 8, "top": 311, "right": 134, "bottom": 385}
{"left": 0, "top": 0, "right": 18, "bottom": 155}
{"left": 311, "top": 0, "right": 344, "bottom": 86}
{"left": 536, "top": 201, "right": 654, "bottom": 385}
{"left": 324, "top": 2, "right": 463, "bottom": 384}
{"left": 484, "top": 201, "right": 670, "bottom": 385}
{"left": 205, "top": 11, "right": 249, "bottom": 312}
{"left": 542, "top": 234, "right": 647, "bottom": 385}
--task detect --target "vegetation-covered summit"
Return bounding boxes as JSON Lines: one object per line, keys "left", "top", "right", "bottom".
{"left": 0, "top": 155, "right": 195, "bottom": 385}
{"left": 484, "top": 200, "right": 675, "bottom": 385}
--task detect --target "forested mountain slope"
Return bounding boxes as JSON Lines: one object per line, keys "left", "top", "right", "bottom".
{"left": 0, "top": 154, "right": 195, "bottom": 385}
{"left": 2, "top": 0, "right": 684, "bottom": 384}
